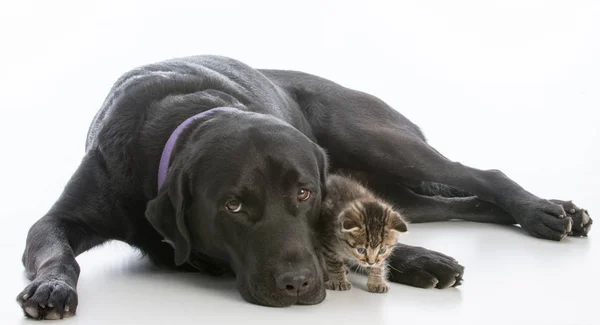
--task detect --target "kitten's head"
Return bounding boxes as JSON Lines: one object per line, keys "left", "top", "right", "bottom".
{"left": 337, "top": 199, "right": 407, "bottom": 267}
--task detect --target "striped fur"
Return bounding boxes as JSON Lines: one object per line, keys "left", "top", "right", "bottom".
{"left": 317, "top": 174, "right": 408, "bottom": 293}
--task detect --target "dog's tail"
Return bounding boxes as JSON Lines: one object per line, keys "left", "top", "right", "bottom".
{"left": 412, "top": 181, "right": 473, "bottom": 198}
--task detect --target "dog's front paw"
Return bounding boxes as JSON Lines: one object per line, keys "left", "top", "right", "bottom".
{"left": 387, "top": 245, "right": 463, "bottom": 289}
{"left": 550, "top": 200, "right": 592, "bottom": 237}
{"left": 367, "top": 282, "right": 389, "bottom": 293}
{"left": 17, "top": 278, "right": 77, "bottom": 320}
{"left": 325, "top": 280, "right": 352, "bottom": 291}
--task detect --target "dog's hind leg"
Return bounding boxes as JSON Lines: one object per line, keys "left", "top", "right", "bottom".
{"left": 332, "top": 169, "right": 515, "bottom": 224}
{"left": 283, "top": 74, "right": 591, "bottom": 240}
{"left": 314, "top": 98, "right": 589, "bottom": 240}
{"left": 16, "top": 152, "right": 124, "bottom": 320}
{"left": 378, "top": 183, "right": 516, "bottom": 225}
{"left": 338, "top": 127, "right": 584, "bottom": 240}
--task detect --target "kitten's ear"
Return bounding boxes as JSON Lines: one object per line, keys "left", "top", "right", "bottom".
{"left": 388, "top": 211, "right": 408, "bottom": 233}
{"left": 340, "top": 211, "right": 362, "bottom": 232}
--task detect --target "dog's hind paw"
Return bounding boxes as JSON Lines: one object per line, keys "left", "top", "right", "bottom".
{"left": 17, "top": 277, "right": 77, "bottom": 320}
{"left": 550, "top": 200, "right": 592, "bottom": 237}
{"left": 513, "top": 199, "right": 573, "bottom": 241}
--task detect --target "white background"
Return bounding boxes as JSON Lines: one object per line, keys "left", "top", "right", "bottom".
{"left": 0, "top": 0, "right": 598, "bottom": 324}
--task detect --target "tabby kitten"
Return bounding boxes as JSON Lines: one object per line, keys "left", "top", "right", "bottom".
{"left": 317, "top": 173, "right": 408, "bottom": 293}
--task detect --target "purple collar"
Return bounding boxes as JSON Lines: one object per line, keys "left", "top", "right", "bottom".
{"left": 157, "top": 107, "right": 238, "bottom": 191}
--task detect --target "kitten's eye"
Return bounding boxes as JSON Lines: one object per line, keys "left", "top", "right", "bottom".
{"left": 225, "top": 199, "right": 242, "bottom": 213}
{"left": 356, "top": 247, "right": 367, "bottom": 254}
{"left": 297, "top": 189, "right": 311, "bottom": 201}
{"left": 378, "top": 247, "right": 387, "bottom": 255}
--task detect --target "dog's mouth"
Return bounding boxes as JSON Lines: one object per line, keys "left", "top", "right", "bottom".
{"left": 248, "top": 286, "right": 326, "bottom": 308}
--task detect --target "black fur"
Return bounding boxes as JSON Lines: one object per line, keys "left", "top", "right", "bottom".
{"left": 17, "top": 55, "right": 591, "bottom": 319}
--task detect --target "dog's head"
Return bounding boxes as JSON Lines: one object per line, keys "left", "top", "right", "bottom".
{"left": 146, "top": 109, "right": 328, "bottom": 306}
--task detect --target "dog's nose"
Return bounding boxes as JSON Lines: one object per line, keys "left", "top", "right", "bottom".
{"left": 275, "top": 269, "right": 313, "bottom": 296}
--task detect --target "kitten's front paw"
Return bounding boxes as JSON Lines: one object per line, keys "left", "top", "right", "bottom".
{"left": 326, "top": 280, "right": 352, "bottom": 291}
{"left": 367, "top": 282, "right": 389, "bottom": 293}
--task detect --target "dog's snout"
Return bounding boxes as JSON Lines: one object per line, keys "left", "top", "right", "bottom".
{"left": 275, "top": 269, "right": 313, "bottom": 296}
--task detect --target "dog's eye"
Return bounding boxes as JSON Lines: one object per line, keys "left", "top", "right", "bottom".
{"left": 297, "top": 189, "right": 311, "bottom": 201}
{"left": 225, "top": 199, "right": 242, "bottom": 213}
{"left": 356, "top": 247, "right": 366, "bottom": 254}
{"left": 378, "top": 247, "right": 387, "bottom": 255}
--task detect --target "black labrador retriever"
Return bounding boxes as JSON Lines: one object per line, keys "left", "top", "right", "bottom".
{"left": 17, "top": 55, "right": 592, "bottom": 320}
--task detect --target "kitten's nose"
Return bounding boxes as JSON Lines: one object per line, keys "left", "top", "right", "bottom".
{"left": 368, "top": 262, "right": 375, "bottom": 265}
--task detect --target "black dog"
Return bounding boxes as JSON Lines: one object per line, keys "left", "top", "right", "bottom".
{"left": 17, "top": 55, "right": 592, "bottom": 320}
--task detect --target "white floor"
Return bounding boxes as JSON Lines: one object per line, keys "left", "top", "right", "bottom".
{"left": 1, "top": 1, "right": 599, "bottom": 324}
{"left": 2, "top": 223, "right": 598, "bottom": 325}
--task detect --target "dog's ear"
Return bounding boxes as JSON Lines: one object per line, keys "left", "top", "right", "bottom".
{"left": 387, "top": 211, "right": 408, "bottom": 233}
{"left": 146, "top": 167, "right": 192, "bottom": 266}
